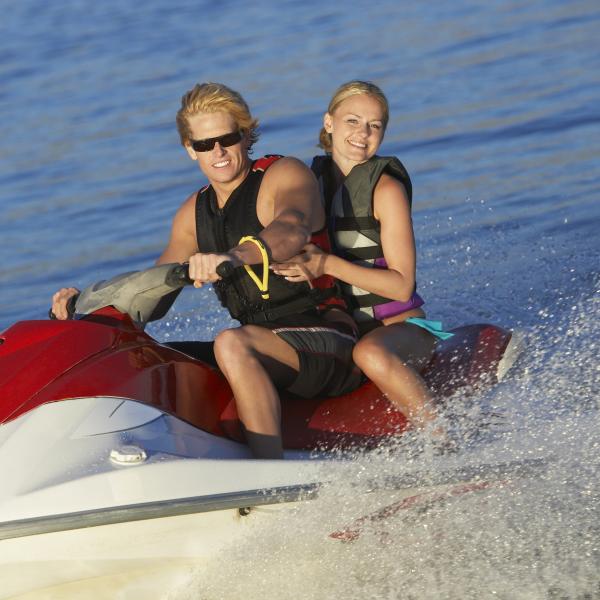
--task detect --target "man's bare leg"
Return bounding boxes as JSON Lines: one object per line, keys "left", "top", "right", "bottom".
{"left": 214, "top": 325, "right": 300, "bottom": 459}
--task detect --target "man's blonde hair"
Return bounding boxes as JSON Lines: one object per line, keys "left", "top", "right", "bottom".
{"left": 176, "top": 82, "right": 260, "bottom": 150}
{"left": 318, "top": 80, "right": 389, "bottom": 152}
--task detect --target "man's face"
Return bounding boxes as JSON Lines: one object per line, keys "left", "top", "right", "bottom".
{"left": 185, "top": 111, "right": 249, "bottom": 185}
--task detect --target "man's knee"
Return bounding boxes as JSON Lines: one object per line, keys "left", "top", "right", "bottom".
{"left": 214, "top": 325, "right": 269, "bottom": 364}
{"left": 214, "top": 327, "right": 251, "bottom": 366}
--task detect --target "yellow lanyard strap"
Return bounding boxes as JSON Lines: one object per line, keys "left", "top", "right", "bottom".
{"left": 238, "top": 236, "right": 270, "bottom": 300}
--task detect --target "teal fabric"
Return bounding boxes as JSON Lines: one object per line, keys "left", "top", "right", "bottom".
{"left": 405, "top": 317, "right": 454, "bottom": 340}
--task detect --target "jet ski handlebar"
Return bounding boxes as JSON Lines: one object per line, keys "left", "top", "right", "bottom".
{"left": 168, "top": 260, "right": 238, "bottom": 284}
{"left": 215, "top": 261, "right": 236, "bottom": 280}
{"left": 47, "top": 261, "right": 240, "bottom": 326}
{"left": 164, "top": 263, "right": 194, "bottom": 287}
{"left": 162, "top": 261, "right": 238, "bottom": 286}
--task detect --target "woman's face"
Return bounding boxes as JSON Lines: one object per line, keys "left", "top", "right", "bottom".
{"left": 324, "top": 93, "right": 386, "bottom": 174}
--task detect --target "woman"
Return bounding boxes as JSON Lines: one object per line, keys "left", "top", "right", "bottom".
{"left": 272, "top": 81, "right": 453, "bottom": 437}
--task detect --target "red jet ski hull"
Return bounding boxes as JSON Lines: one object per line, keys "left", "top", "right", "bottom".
{"left": 0, "top": 308, "right": 512, "bottom": 450}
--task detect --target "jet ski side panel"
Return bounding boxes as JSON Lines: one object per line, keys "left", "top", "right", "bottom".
{"left": 0, "top": 311, "right": 515, "bottom": 451}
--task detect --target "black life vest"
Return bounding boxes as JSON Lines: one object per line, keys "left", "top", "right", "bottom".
{"left": 311, "top": 154, "right": 424, "bottom": 324}
{"left": 195, "top": 155, "right": 343, "bottom": 325}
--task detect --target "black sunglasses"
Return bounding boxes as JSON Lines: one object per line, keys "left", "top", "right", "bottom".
{"left": 190, "top": 130, "right": 242, "bottom": 152}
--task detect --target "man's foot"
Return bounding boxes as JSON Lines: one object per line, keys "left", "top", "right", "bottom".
{"left": 243, "top": 429, "right": 284, "bottom": 459}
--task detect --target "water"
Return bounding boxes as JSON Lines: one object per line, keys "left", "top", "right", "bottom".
{"left": 1, "top": 0, "right": 599, "bottom": 597}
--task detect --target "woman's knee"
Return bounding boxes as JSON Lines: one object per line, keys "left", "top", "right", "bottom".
{"left": 353, "top": 337, "right": 394, "bottom": 376}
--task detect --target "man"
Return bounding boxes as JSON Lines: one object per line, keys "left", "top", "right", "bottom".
{"left": 52, "top": 82, "right": 360, "bottom": 458}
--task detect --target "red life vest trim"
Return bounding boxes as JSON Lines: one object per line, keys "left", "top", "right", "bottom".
{"left": 253, "top": 155, "right": 282, "bottom": 172}
{"left": 310, "top": 228, "right": 346, "bottom": 311}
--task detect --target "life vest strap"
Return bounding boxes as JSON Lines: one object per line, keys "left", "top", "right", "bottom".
{"left": 239, "top": 288, "right": 338, "bottom": 325}
{"left": 239, "top": 235, "right": 270, "bottom": 300}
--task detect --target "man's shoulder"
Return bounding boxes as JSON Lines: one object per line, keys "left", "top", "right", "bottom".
{"left": 253, "top": 154, "right": 284, "bottom": 172}
{"left": 261, "top": 155, "right": 313, "bottom": 181}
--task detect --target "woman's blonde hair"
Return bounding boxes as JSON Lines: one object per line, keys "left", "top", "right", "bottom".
{"left": 318, "top": 80, "right": 389, "bottom": 152}
{"left": 176, "top": 82, "right": 260, "bottom": 150}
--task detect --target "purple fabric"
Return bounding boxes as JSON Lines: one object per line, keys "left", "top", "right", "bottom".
{"left": 373, "top": 293, "right": 425, "bottom": 320}
{"left": 370, "top": 258, "right": 424, "bottom": 320}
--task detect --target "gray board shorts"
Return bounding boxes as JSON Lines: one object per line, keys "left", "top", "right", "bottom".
{"left": 258, "top": 312, "right": 362, "bottom": 399}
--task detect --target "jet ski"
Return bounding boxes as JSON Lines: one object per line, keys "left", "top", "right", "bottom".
{"left": 0, "top": 263, "right": 529, "bottom": 597}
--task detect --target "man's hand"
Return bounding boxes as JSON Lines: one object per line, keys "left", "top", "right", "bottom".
{"left": 188, "top": 252, "right": 237, "bottom": 288}
{"left": 270, "top": 243, "right": 329, "bottom": 282}
{"left": 51, "top": 287, "right": 80, "bottom": 320}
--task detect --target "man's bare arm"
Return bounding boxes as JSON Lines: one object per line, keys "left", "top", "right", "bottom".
{"left": 156, "top": 194, "right": 199, "bottom": 265}
{"left": 229, "top": 157, "right": 323, "bottom": 265}
{"left": 187, "top": 159, "right": 323, "bottom": 286}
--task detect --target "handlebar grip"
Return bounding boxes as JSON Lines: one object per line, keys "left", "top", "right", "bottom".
{"left": 164, "top": 261, "right": 235, "bottom": 288}
{"left": 48, "top": 293, "right": 80, "bottom": 320}
{"left": 216, "top": 261, "right": 236, "bottom": 280}
{"left": 165, "top": 263, "right": 193, "bottom": 287}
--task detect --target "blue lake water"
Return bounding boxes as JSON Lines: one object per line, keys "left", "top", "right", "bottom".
{"left": 1, "top": 0, "right": 599, "bottom": 598}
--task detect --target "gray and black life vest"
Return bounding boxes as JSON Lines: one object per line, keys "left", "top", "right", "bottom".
{"left": 195, "top": 155, "right": 343, "bottom": 325}
{"left": 311, "top": 154, "right": 424, "bottom": 325}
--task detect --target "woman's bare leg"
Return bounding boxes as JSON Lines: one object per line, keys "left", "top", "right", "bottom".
{"left": 353, "top": 323, "right": 437, "bottom": 429}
